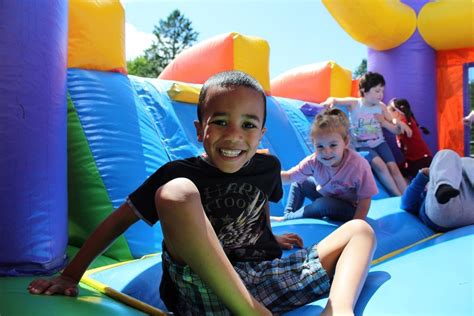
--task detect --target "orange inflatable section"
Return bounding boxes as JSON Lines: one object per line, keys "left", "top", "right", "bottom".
{"left": 351, "top": 78, "right": 360, "bottom": 97}
{"left": 159, "top": 32, "right": 270, "bottom": 93}
{"left": 436, "top": 47, "right": 474, "bottom": 155}
{"left": 271, "top": 61, "right": 352, "bottom": 103}
{"left": 68, "top": 0, "right": 126, "bottom": 73}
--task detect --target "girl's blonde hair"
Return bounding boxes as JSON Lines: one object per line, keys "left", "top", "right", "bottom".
{"left": 311, "top": 108, "right": 350, "bottom": 142}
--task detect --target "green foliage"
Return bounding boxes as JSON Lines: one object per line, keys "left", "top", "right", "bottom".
{"left": 127, "top": 56, "right": 154, "bottom": 78}
{"left": 127, "top": 10, "right": 199, "bottom": 78}
{"left": 353, "top": 58, "right": 367, "bottom": 79}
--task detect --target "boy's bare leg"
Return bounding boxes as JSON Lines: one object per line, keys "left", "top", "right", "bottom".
{"left": 387, "top": 162, "right": 407, "bottom": 194}
{"left": 317, "top": 220, "right": 376, "bottom": 316}
{"left": 371, "top": 157, "right": 401, "bottom": 196}
{"left": 156, "top": 178, "right": 270, "bottom": 316}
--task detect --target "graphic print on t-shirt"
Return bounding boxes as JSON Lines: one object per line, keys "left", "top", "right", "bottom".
{"left": 351, "top": 114, "right": 380, "bottom": 143}
{"left": 201, "top": 181, "right": 267, "bottom": 251}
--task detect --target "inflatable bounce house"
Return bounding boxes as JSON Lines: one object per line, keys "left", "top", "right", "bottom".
{"left": 0, "top": 0, "right": 472, "bottom": 315}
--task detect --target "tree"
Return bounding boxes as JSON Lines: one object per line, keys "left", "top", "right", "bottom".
{"left": 353, "top": 58, "right": 367, "bottom": 79}
{"left": 127, "top": 56, "right": 154, "bottom": 77}
{"left": 127, "top": 10, "right": 198, "bottom": 78}
{"left": 143, "top": 9, "right": 198, "bottom": 77}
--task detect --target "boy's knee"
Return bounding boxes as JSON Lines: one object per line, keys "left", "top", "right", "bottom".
{"left": 348, "top": 220, "right": 376, "bottom": 244}
{"left": 155, "top": 178, "right": 200, "bottom": 211}
{"left": 435, "top": 149, "right": 457, "bottom": 160}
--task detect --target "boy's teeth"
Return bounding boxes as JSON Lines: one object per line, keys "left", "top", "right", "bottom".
{"left": 221, "top": 149, "right": 241, "bottom": 157}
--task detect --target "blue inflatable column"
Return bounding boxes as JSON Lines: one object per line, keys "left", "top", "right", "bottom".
{"left": 0, "top": 1, "right": 68, "bottom": 275}
{"left": 368, "top": 0, "right": 437, "bottom": 160}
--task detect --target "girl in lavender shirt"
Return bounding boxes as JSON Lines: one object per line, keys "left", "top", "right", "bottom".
{"left": 272, "top": 109, "right": 378, "bottom": 222}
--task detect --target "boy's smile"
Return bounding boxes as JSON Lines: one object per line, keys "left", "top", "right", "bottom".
{"left": 195, "top": 86, "right": 266, "bottom": 173}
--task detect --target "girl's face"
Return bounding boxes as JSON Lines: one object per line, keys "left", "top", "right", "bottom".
{"left": 363, "top": 84, "right": 384, "bottom": 105}
{"left": 314, "top": 131, "right": 348, "bottom": 168}
{"left": 388, "top": 103, "right": 403, "bottom": 120}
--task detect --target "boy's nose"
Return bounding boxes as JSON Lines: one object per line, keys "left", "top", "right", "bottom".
{"left": 223, "top": 125, "right": 243, "bottom": 140}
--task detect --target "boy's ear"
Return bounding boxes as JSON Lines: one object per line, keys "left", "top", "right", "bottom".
{"left": 194, "top": 120, "right": 203, "bottom": 142}
{"left": 260, "top": 127, "right": 267, "bottom": 140}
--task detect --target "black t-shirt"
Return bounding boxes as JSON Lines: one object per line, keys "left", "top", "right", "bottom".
{"left": 128, "top": 153, "right": 283, "bottom": 262}
{"left": 127, "top": 153, "right": 283, "bottom": 312}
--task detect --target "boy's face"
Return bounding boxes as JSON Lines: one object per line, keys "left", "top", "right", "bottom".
{"left": 194, "top": 86, "right": 266, "bottom": 173}
{"left": 364, "top": 84, "right": 384, "bottom": 105}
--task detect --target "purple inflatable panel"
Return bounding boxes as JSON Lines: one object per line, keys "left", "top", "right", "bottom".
{"left": 368, "top": 0, "right": 438, "bottom": 160}
{"left": 0, "top": 1, "right": 68, "bottom": 275}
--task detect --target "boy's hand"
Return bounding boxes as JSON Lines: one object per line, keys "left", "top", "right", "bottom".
{"left": 420, "top": 167, "right": 430, "bottom": 177}
{"left": 28, "top": 274, "right": 79, "bottom": 296}
{"left": 275, "top": 233, "right": 303, "bottom": 249}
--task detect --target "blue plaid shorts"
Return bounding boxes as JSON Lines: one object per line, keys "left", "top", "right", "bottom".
{"left": 164, "top": 244, "right": 331, "bottom": 315}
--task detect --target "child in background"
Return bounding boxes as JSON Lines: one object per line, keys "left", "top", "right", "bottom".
{"left": 387, "top": 98, "right": 432, "bottom": 179}
{"left": 464, "top": 110, "right": 474, "bottom": 127}
{"left": 272, "top": 108, "right": 378, "bottom": 222}
{"left": 401, "top": 149, "right": 474, "bottom": 232}
{"left": 321, "top": 72, "right": 411, "bottom": 196}
{"left": 29, "top": 71, "right": 376, "bottom": 315}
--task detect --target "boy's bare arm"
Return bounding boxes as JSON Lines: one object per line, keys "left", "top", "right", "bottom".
{"left": 352, "top": 198, "right": 371, "bottom": 220}
{"left": 28, "top": 203, "right": 139, "bottom": 296}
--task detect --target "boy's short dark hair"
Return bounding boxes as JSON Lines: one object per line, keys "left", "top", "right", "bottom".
{"left": 359, "top": 72, "right": 385, "bottom": 96}
{"left": 197, "top": 71, "right": 267, "bottom": 126}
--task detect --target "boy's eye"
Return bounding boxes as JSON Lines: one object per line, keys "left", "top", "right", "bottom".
{"left": 330, "top": 144, "right": 338, "bottom": 148}
{"left": 242, "top": 122, "right": 257, "bottom": 129}
{"left": 211, "top": 120, "right": 227, "bottom": 126}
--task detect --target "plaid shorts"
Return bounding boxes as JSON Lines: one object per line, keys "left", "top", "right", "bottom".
{"left": 163, "top": 244, "right": 331, "bottom": 315}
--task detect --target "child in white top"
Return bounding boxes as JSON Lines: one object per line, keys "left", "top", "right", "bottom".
{"left": 463, "top": 110, "right": 474, "bottom": 127}
{"left": 272, "top": 108, "right": 378, "bottom": 222}
{"left": 321, "top": 72, "right": 411, "bottom": 196}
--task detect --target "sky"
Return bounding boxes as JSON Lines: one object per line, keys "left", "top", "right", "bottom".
{"left": 122, "top": 0, "right": 367, "bottom": 79}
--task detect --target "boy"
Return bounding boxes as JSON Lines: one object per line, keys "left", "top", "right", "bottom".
{"left": 29, "top": 71, "right": 376, "bottom": 315}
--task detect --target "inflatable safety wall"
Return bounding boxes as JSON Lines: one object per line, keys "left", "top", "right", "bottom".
{"left": 159, "top": 32, "right": 271, "bottom": 94}
{"left": 271, "top": 61, "right": 353, "bottom": 103}
{"left": 0, "top": 1, "right": 68, "bottom": 276}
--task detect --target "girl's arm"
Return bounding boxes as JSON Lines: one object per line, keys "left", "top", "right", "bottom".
{"left": 379, "top": 104, "right": 412, "bottom": 136}
{"left": 280, "top": 170, "right": 293, "bottom": 184}
{"left": 320, "top": 97, "right": 358, "bottom": 110}
{"left": 353, "top": 197, "right": 371, "bottom": 220}
{"left": 29, "top": 203, "right": 139, "bottom": 296}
